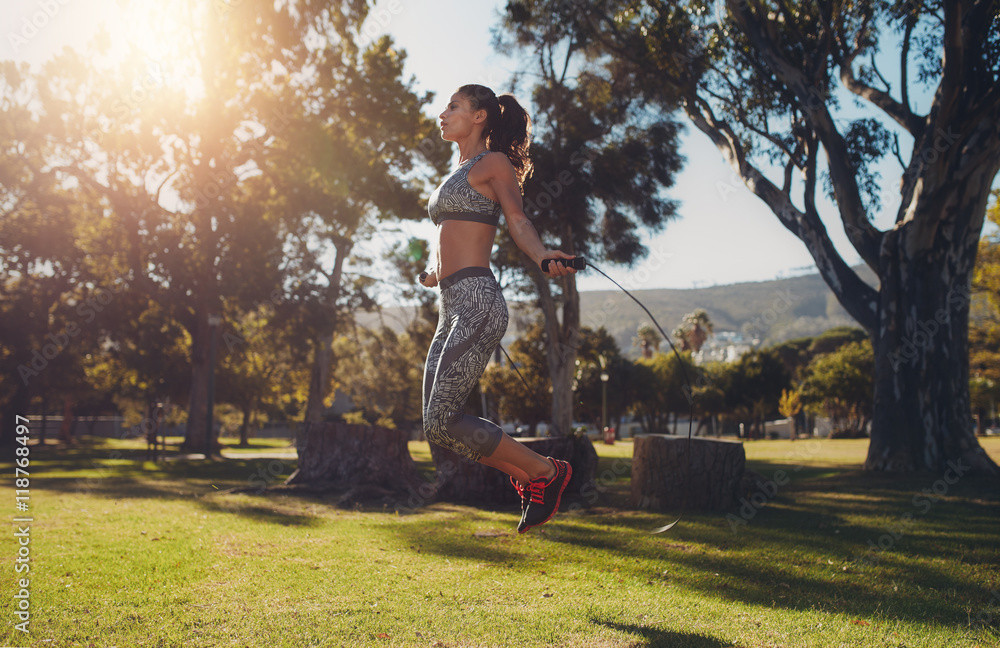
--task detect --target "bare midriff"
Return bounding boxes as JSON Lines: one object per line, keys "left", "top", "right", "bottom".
{"left": 436, "top": 220, "right": 497, "bottom": 282}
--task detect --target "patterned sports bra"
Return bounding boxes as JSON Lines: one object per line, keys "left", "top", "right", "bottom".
{"left": 427, "top": 151, "right": 503, "bottom": 227}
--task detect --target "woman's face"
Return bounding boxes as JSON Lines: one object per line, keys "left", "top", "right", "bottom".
{"left": 438, "top": 92, "right": 485, "bottom": 142}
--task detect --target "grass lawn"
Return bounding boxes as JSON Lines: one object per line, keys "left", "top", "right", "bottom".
{"left": 2, "top": 435, "right": 999, "bottom": 648}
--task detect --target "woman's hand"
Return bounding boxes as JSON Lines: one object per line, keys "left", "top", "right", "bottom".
{"left": 538, "top": 250, "right": 578, "bottom": 278}
{"left": 419, "top": 270, "right": 439, "bottom": 288}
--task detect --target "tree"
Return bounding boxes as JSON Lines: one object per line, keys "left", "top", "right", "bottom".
{"left": 631, "top": 351, "right": 696, "bottom": 435}
{"left": 214, "top": 303, "right": 306, "bottom": 446}
{"left": 726, "top": 349, "right": 791, "bottom": 439}
{"left": 674, "top": 308, "right": 714, "bottom": 353}
{"left": 9, "top": 3, "right": 337, "bottom": 453}
{"left": 0, "top": 67, "right": 113, "bottom": 444}
{"left": 970, "top": 190, "right": 1000, "bottom": 432}
{"left": 572, "top": 326, "right": 635, "bottom": 431}
{"left": 633, "top": 323, "right": 662, "bottom": 359}
{"left": 264, "top": 35, "right": 448, "bottom": 424}
{"left": 778, "top": 388, "right": 803, "bottom": 440}
{"left": 480, "top": 321, "right": 551, "bottom": 433}
{"left": 567, "top": 0, "right": 1000, "bottom": 474}
{"left": 2, "top": 2, "right": 447, "bottom": 454}
{"left": 332, "top": 325, "right": 424, "bottom": 430}
{"left": 690, "top": 360, "right": 730, "bottom": 437}
{"left": 495, "top": 3, "right": 684, "bottom": 436}
{"left": 801, "top": 341, "right": 876, "bottom": 436}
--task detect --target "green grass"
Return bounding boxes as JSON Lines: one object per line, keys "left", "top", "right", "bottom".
{"left": 2, "top": 436, "right": 999, "bottom": 647}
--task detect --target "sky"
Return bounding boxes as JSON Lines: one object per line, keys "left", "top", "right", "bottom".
{"left": 3, "top": 0, "right": 991, "bottom": 292}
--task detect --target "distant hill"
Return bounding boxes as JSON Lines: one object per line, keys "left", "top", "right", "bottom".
{"left": 574, "top": 265, "right": 880, "bottom": 356}
{"left": 359, "top": 265, "right": 881, "bottom": 356}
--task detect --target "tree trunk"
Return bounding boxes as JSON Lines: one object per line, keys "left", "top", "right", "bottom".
{"left": 631, "top": 435, "right": 746, "bottom": 511}
{"left": 286, "top": 422, "right": 426, "bottom": 504}
{"left": 238, "top": 399, "right": 252, "bottom": 447}
{"left": 869, "top": 221, "right": 999, "bottom": 475}
{"left": 535, "top": 267, "right": 580, "bottom": 437}
{"left": 183, "top": 314, "right": 211, "bottom": 454}
{"left": 304, "top": 331, "right": 333, "bottom": 423}
{"left": 58, "top": 395, "right": 75, "bottom": 445}
{"left": 430, "top": 435, "right": 598, "bottom": 506}
{"left": 304, "top": 239, "right": 349, "bottom": 423}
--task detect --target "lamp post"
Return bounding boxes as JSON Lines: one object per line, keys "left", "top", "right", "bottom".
{"left": 599, "top": 354, "right": 610, "bottom": 443}
{"left": 205, "top": 313, "right": 222, "bottom": 459}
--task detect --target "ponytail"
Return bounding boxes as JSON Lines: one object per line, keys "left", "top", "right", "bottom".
{"left": 458, "top": 84, "right": 533, "bottom": 186}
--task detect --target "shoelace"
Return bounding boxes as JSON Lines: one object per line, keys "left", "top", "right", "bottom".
{"left": 510, "top": 477, "right": 526, "bottom": 502}
{"left": 526, "top": 479, "right": 547, "bottom": 505}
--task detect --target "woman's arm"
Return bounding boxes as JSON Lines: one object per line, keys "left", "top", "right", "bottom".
{"left": 485, "top": 155, "right": 577, "bottom": 278}
{"left": 419, "top": 229, "right": 442, "bottom": 287}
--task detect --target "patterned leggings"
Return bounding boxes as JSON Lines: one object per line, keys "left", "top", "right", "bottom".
{"left": 422, "top": 267, "right": 508, "bottom": 461}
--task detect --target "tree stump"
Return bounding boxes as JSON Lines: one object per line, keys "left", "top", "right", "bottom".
{"left": 430, "top": 435, "right": 598, "bottom": 506}
{"left": 630, "top": 435, "right": 745, "bottom": 511}
{"left": 285, "top": 422, "right": 427, "bottom": 503}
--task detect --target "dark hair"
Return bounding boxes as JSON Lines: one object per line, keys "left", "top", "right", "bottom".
{"left": 457, "top": 84, "right": 533, "bottom": 185}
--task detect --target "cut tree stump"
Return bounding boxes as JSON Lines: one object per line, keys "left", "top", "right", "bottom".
{"left": 285, "top": 422, "right": 427, "bottom": 504}
{"left": 430, "top": 435, "right": 598, "bottom": 506}
{"left": 630, "top": 435, "right": 745, "bottom": 511}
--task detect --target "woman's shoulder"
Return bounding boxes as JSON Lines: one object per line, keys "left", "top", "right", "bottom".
{"left": 474, "top": 151, "right": 515, "bottom": 175}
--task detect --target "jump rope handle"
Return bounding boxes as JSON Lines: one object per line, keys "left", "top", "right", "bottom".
{"left": 541, "top": 257, "right": 587, "bottom": 272}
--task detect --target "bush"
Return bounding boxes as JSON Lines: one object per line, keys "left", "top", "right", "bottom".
{"left": 828, "top": 427, "right": 868, "bottom": 439}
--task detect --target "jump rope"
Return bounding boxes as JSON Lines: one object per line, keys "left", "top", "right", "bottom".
{"left": 507, "top": 257, "right": 693, "bottom": 533}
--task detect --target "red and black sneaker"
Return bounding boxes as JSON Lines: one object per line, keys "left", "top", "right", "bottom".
{"left": 517, "top": 457, "right": 573, "bottom": 534}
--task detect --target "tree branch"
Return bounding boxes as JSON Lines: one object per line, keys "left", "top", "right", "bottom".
{"left": 840, "top": 54, "right": 925, "bottom": 136}
{"left": 684, "top": 94, "right": 878, "bottom": 332}
{"left": 49, "top": 164, "right": 160, "bottom": 297}
{"left": 728, "top": 0, "right": 882, "bottom": 271}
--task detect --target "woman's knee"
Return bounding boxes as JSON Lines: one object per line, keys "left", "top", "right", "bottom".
{"left": 422, "top": 404, "right": 455, "bottom": 446}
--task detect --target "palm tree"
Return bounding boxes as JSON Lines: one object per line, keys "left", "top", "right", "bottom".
{"left": 633, "top": 324, "right": 661, "bottom": 359}
{"left": 675, "top": 309, "right": 714, "bottom": 353}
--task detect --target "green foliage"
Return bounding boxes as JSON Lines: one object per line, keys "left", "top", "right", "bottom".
{"left": 571, "top": 327, "right": 635, "bottom": 428}
{"left": 971, "top": 191, "right": 1000, "bottom": 427}
{"left": 480, "top": 321, "right": 551, "bottom": 427}
{"left": 632, "top": 322, "right": 661, "bottom": 358}
{"left": 726, "top": 349, "right": 791, "bottom": 435}
{"left": 332, "top": 326, "right": 424, "bottom": 430}
{"left": 801, "top": 340, "right": 875, "bottom": 434}
{"left": 971, "top": 191, "right": 1000, "bottom": 383}
{"left": 0, "top": 1, "right": 444, "bottom": 441}
{"left": 631, "top": 350, "right": 697, "bottom": 434}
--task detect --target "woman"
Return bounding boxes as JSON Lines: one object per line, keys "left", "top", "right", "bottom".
{"left": 419, "top": 84, "right": 577, "bottom": 534}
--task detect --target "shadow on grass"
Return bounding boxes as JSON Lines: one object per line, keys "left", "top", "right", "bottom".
{"left": 27, "top": 438, "right": 1000, "bottom": 633}
{"left": 591, "top": 618, "right": 728, "bottom": 648}
{"left": 27, "top": 438, "right": 323, "bottom": 527}
{"left": 386, "top": 460, "right": 1000, "bottom": 630}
